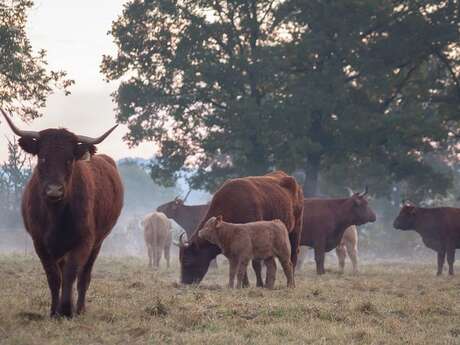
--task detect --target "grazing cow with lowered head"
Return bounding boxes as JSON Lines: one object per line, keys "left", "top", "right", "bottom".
{"left": 199, "top": 217, "right": 294, "bottom": 288}
{"left": 142, "top": 212, "right": 172, "bottom": 269}
{"left": 178, "top": 171, "right": 304, "bottom": 286}
{"left": 300, "top": 187, "right": 376, "bottom": 275}
{"left": 1, "top": 110, "right": 123, "bottom": 317}
{"left": 393, "top": 202, "right": 460, "bottom": 275}
{"left": 157, "top": 192, "right": 208, "bottom": 238}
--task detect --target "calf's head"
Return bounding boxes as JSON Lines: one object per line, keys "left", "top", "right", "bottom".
{"left": 179, "top": 221, "right": 221, "bottom": 284}
{"left": 393, "top": 203, "right": 417, "bottom": 230}
{"left": 198, "top": 216, "right": 222, "bottom": 244}
{"left": 344, "top": 187, "right": 376, "bottom": 225}
{"left": 1, "top": 109, "right": 117, "bottom": 203}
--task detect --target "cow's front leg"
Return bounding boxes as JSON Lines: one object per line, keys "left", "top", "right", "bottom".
{"left": 33, "top": 241, "right": 61, "bottom": 317}
{"left": 59, "top": 243, "right": 92, "bottom": 317}
{"left": 437, "top": 248, "right": 446, "bottom": 276}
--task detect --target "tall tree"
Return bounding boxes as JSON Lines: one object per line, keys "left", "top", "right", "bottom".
{"left": 103, "top": 0, "right": 460, "bottom": 199}
{"left": 0, "top": 0, "right": 73, "bottom": 120}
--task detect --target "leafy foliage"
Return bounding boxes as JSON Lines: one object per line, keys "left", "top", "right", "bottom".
{"left": 0, "top": 138, "right": 32, "bottom": 228}
{"left": 103, "top": 0, "right": 460, "bottom": 200}
{"left": 0, "top": 0, "right": 73, "bottom": 120}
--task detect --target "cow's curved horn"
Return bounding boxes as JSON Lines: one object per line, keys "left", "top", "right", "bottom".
{"left": 178, "top": 232, "right": 189, "bottom": 248}
{"left": 359, "top": 185, "right": 369, "bottom": 197}
{"left": 345, "top": 187, "right": 354, "bottom": 196}
{"left": 1, "top": 109, "right": 40, "bottom": 139}
{"left": 76, "top": 124, "right": 118, "bottom": 145}
{"left": 183, "top": 190, "right": 192, "bottom": 202}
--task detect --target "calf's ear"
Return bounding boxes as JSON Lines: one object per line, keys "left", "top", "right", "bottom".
{"left": 18, "top": 137, "right": 39, "bottom": 155}
{"left": 215, "top": 215, "right": 223, "bottom": 228}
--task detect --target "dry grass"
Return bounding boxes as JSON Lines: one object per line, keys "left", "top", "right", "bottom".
{"left": 1, "top": 254, "right": 459, "bottom": 345}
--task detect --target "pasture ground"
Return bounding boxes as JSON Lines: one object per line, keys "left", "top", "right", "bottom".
{"left": 0, "top": 254, "right": 459, "bottom": 345}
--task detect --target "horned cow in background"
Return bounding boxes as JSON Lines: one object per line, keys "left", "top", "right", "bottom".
{"left": 157, "top": 191, "right": 208, "bottom": 238}
{"left": 142, "top": 212, "right": 172, "bottom": 269}
{"left": 1, "top": 109, "right": 123, "bottom": 318}
{"left": 300, "top": 187, "right": 376, "bottom": 275}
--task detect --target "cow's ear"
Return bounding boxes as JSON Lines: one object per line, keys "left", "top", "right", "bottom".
{"left": 353, "top": 197, "right": 362, "bottom": 206}
{"left": 18, "top": 137, "right": 39, "bottom": 155}
{"left": 215, "top": 215, "right": 223, "bottom": 228}
{"left": 74, "top": 143, "right": 97, "bottom": 161}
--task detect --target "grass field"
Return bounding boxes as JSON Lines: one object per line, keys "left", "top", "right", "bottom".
{"left": 1, "top": 254, "right": 459, "bottom": 345}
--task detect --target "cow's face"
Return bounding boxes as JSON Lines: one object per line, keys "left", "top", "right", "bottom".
{"left": 348, "top": 194, "right": 376, "bottom": 225}
{"left": 393, "top": 205, "right": 417, "bottom": 230}
{"left": 1, "top": 109, "right": 117, "bottom": 204}
{"left": 179, "top": 243, "right": 212, "bottom": 284}
{"left": 198, "top": 216, "right": 222, "bottom": 244}
{"left": 157, "top": 198, "right": 183, "bottom": 218}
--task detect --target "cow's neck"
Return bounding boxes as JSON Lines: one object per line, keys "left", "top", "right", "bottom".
{"left": 175, "top": 205, "right": 205, "bottom": 234}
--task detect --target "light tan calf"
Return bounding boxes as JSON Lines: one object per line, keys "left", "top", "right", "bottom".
{"left": 143, "top": 212, "right": 172, "bottom": 269}
{"left": 335, "top": 225, "right": 358, "bottom": 274}
{"left": 198, "top": 216, "right": 294, "bottom": 289}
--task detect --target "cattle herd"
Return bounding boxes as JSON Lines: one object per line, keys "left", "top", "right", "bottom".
{"left": 1, "top": 110, "right": 459, "bottom": 319}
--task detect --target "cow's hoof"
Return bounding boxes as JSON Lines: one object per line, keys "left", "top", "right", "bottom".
{"left": 57, "top": 303, "right": 74, "bottom": 318}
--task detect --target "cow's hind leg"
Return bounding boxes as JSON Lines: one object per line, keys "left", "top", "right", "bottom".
{"left": 154, "top": 246, "right": 161, "bottom": 268}
{"left": 59, "top": 244, "right": 92, "bottom": 318}
{"left": 264, "top": 258, "right": 276, "bottom": 289}
{"left": 437, "top": 248, "right": 446, "bottom": 276}
{"left": 76, "top": 244, "right": 101, "bottom": 315}
{"left": 447, "top": 244, "right": 455, "bottom": 275}
{"left": 252, "top": 259, "right": 264, "bottom": 287}
{"left": 34, "top": 242, "right": 61, "bottom": 317}
{"left": 288, "top": 230, "right": 300, "bottom": 269}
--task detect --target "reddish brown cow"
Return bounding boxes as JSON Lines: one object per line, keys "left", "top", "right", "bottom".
{"left": 157, "top": 195, "right": 208, "bottom": 238}
{"left": 300, "top": 189, "right": 376, "bottom": 275}
{"left": 393, "top": 203, "right": 460, "bottom": 275}
{"left": 1, "top": 110, "right": 123, "bottom": 318}
{"left": 178, "top": 171, "right": 304, "bottom": 286}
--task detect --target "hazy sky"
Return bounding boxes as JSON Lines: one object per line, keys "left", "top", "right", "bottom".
{"left": 0, "top": 0, "right": 153, "bottom": 161}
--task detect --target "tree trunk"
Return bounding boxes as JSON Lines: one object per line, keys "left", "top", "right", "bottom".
{"left": 303, "top": 154, "right": 321, "bottom": 197}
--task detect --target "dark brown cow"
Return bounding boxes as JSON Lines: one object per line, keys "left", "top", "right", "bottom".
{"left": 178, "top": 171, "right": 304, "bottom": 286}
{"left": 393, "top": 203, "right": 460, "bottom": 275}
{"left": 157, "top": 195, "right": 208, "bottom": 238}
{"left": 300, "top": 189, "right": 376, "bottom": 275}
{"left": 1, "top": 110, "right": 123, "bottom": 318}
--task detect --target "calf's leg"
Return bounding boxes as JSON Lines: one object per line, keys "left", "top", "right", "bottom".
{"left": 236, "top": 259, "right": 250, "bottom": 289}
{"left": 76, "top": 244, "right": 101, "bottom": 315}
{"left": 279, "top": 257, "right": 295, "bottom": 288}
{"left": 336, "top": 245, "right": 346, "bottom": 274}
{"left": 264, "top": 258, "right": 277, "bottom": 289}
{"left": 228, "top": 258, "right": 239, "bottom": 288}
{"left": 346, "top": 242, "right": 358, "bottom": 274}
{"left": 164, "top": 244, "right": 170, "bottom": 269}
{"left": 252, "top": 259, "right": 264, "bottom": 287}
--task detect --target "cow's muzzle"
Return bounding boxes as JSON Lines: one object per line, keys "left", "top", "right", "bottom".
{"left": 45, "top": 184, "right": 64, "bottom": 202}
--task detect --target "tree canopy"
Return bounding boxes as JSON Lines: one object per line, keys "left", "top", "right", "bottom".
{"left": 0, "top": 0, "right": 73, "bottom": 120}
{"left": 102, "top": 0, "right": 460, "bottom": 200}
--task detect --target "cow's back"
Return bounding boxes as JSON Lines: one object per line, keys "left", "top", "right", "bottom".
{"left": 192, "top": 171, "right": 303, "bottom": 242}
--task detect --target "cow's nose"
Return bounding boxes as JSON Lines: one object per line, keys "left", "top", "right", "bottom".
{"left": 46, "top": 184, "right": 64, "bottom": 198}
